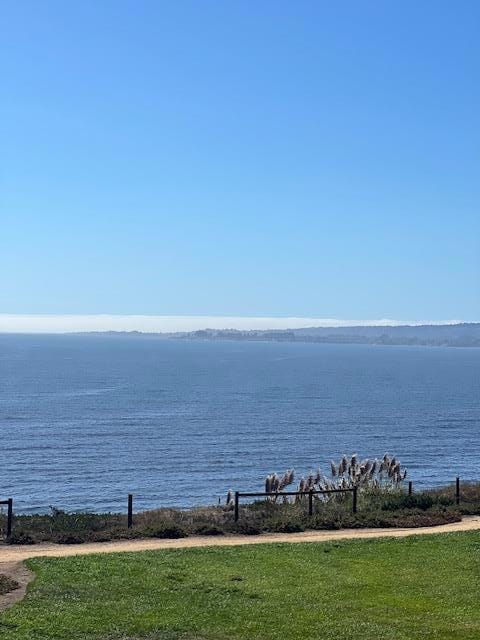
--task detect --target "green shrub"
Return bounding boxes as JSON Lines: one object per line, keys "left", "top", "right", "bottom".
{"left": 87, "top": 531, "right": 114, "bottom": 543}
{"left": 54, "top": 533, "right": 87, "bottom": 544}
{"left": 264, "top": 518, "right": 305, "bottom": 533}
{"left": 193, "top": 524, "right": 224, "bottom": 536}
{"left": 143, "top": 524, "right": 187, "bottom": 539}
{"left": 436, "top": 495, "right": 454, "bottom": 507}
{"left": 5, "top": 531, "right": 35, "bottom": 545}
{"left": 230, "top": 519, "right": 262, "bottom": 535}
{"left": 382, "top": 493, "right": 434, "bottom": 511}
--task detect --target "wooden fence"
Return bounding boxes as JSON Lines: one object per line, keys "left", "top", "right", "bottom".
{"left": 233, "top": 487, "right": 357, "bottom": 522}
{"left": 0, "top": 499, "right": 13, "bottom": 538}
{"left": 0, "top": 477, "right": 465, "bottom": 538}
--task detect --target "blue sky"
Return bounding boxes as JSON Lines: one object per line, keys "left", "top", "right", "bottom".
{"left": 1, "top": 1, "right": 479, "bottom": 326}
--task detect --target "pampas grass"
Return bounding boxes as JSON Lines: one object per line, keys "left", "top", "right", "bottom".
{"left": 263, "top": 453, "right": 407, "bottom": 501}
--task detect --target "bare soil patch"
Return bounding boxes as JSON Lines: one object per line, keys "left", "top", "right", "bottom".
{"left": 0, "top": 563, "right": 34, "bottom": 612}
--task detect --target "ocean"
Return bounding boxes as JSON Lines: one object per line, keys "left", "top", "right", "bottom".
{"left": 0, "top": 334, "right": 479, "bottom": 513}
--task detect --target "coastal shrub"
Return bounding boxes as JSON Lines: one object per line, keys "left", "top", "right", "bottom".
{"left": 382, "top": 493, "right": 434, "bottom": 512}
{"left": 427, "top": 482, "right": 480, "bottom": 514}
{"left": 106, "top": 527, "right": 143, "bottom": 540}
{"left": 142, "top": 524, "right": 187, "bottom": 539}
{"left": 232, "top": 522, "right": 262, "bottom": 535}
{"left": 308, "top": 508, "right": 461, "bottom": 530}
{"left": 229, "top": 513, "right": 262, "bottom": 536}
{"left": 433, "top": 494, "right": 455, "bottom": 507}
{"left": 5, "top": 530, "right": 35, "bottom": 545}
{"left": 10, "top": 509, "right": 125, "bottom": 542}
{"left": 382, "top": 510, "right": 461, "bottom": 528}
{"left": 54, "top": 533, "right": 87, "bottom": 544}
{"left": 192, "top": 524, "right": 224, "bottom": 536}
{"left": 47, "top": 509, "right": 114, "bottom": 533}
{"left": 263, "top": 517, "right": 305, "bottom": 533}
{"left": 85, "top": 531, "right": 114, "bottom": 543}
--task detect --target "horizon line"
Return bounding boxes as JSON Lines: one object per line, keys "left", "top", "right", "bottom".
{"left": 0, "top": 314, "right": 474, "bottom": 334}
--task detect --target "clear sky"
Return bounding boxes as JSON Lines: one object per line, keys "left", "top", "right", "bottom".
{"left": 1, "top": 1, "right": 479, "bottom": 327}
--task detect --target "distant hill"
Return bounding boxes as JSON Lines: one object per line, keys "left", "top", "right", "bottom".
{"left": 74, "top": 323, "right": 480, "bottom": 347}
{"left": 174, "top": 323, "right": 480, "bottom": 347}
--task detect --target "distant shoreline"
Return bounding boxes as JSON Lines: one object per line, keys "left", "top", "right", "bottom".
{"left": 1, "top": 322, "right": 480, "bottom": 347}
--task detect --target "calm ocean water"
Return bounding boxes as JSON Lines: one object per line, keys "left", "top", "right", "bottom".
{"left": 0, "top": 335, "right": 479, "bottom": 513}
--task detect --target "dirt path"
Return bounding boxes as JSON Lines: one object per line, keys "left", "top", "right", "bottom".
{"left": 2, "top": 515, "right": 480, "bottom": 563}
{"left": 1, "top": 515, "right": 480, "bottom": 612}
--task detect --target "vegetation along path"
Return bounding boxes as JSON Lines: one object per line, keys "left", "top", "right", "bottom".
{"left": 1, "top": 515, "right": 480, "bottom": 564}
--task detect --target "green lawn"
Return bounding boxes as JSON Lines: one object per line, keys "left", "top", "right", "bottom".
{"left": 2, "top": 532, "right": 480, "bottom": 640}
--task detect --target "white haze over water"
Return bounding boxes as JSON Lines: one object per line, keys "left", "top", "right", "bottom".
{"left": 0, "top": 314, "right": 466, "bottom": 333}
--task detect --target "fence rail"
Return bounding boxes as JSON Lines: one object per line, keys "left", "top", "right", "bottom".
{"left": 233, "top": 487, "right": 357, "bottom": 522}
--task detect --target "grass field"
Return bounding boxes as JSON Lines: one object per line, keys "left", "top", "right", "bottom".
{"left": 1, "top": 532, "right": 480, "bottom": 640}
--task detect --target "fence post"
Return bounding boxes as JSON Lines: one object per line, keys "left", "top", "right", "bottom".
{"left": 308, "top": 490, "right": 313, "bottom": 516}
{"left": 408, "top": 481, "right": 413, "bottom": 496}
{"left": 456, "top": 477, "right": 460, "bottom": 505}
{"left": 6, "top": 498, "right": 13, "bottom": 539}
{"left": 234, "top": 492, "right": 239, "bottom": 522}
{"left": 352, "top": 486, "right": 357, "bottom": 514}
{"left": 127, "top": 494, "right": 133, "bottom": 528}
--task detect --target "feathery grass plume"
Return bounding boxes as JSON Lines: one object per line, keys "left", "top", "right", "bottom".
{"left": 278, "top": 472, "right": 289, "bottom": 491}
{"left": 268, "top": 474, "right": 275, "bottom": 493}
{"left": 265, "top": 475, "right": 272, "bottom": 494}
{"left": 282, "top": 469, "right": 295, "bottom": 488}
{"left": 272, "top": 475, "right": 281, "bottom": 492}
{"left": 306, "top": 473, "right": 315, "bottom": 489}
{"left": 226, "top": 490, "right": 233, "bottom": 506}
{"left": 287, "top": 469, "right": 295, "bottom": 488}
{"left": 259, "top": 452, "right": 407, "bottom": 499}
